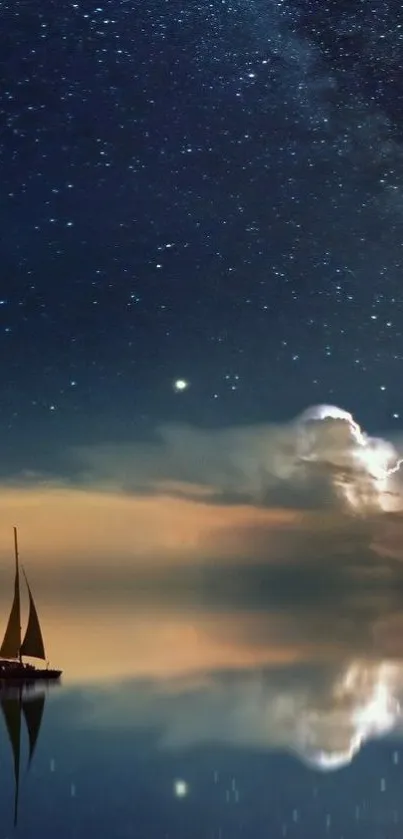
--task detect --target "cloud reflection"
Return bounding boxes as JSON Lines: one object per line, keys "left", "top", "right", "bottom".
{"left": 77, "top": 658, "right": 403, "bottom": 772}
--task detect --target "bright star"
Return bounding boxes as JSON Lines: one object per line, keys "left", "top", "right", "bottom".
{"left": 173, "top": 379, "right": 189, "bottom": 392}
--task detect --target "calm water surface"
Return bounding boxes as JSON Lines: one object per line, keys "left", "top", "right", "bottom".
{"left": 1, "top": 592, "right": 403, "bottom": 838}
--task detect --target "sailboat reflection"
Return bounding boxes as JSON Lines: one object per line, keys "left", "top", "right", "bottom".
{"left": 0, "top": 683, "right": 54, "bottom": 826}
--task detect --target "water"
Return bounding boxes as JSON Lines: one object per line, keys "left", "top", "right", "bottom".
{"left": 1, "top": 594, "right": 403, "bottom": 837}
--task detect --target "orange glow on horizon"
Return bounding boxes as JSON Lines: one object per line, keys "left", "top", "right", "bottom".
{"left": 41, "top": 604, "right": 334, "bottom": 684}
{"left": 0, "top": 483, "right": 400, "bottom": 686}
{"left": 0, "top": 485, "right": 299, "bottom": 566}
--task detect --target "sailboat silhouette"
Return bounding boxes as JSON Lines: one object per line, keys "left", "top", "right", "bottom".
{"left": 0, "top": 528, "right": 62, "bottom": 681}
{"left": 1, "top": 684, "right": 48, "bottom": 826}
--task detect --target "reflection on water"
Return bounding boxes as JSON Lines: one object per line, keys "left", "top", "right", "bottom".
{"left": 1, "top": 594, "right": 403, "bottom": 835}
{"left": 0, "top": 683, "right": 55, "bottom": 826}
{"left": 74, "top": 658, "right": 403, "bottom": 770}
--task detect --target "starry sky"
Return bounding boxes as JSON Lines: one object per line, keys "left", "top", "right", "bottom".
{"left": 4, "top": 5, "right": 403, "bottom": 832}
{"left": 2, "top": 0, "right": 403, "bottom": 473}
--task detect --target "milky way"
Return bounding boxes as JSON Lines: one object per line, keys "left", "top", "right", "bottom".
{"left": 1, "top": 0, "right": 403, "bottom": 470}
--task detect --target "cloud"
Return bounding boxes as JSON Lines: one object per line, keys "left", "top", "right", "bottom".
{"left": 4, "top": 405, "right": 402, "bottom": 522}
{"left": 72, "top": 405, "right": 403, "bottom": 515}
{"left": 0, "top": 485, "right": 269, "bottom": 567}
{"left": 1, "top": 405, "right": 403, "bottom": 592}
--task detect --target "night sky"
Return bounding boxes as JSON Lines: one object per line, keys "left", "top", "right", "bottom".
{"left": 2, "top": 0, "right": 403, "bottom": 468}
{"left": 4, "top": 4, "right": 403, "bottom": 834}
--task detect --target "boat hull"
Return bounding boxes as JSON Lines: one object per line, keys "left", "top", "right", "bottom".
{"left": 0, "top": 665, "right": 61, "bottom": 681}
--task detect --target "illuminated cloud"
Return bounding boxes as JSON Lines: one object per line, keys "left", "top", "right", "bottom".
{"left": 0, "top": 405, "right": 403, "bottom": 598}
{"left": 74, "top": 404, "right": 403, "bottom": 514}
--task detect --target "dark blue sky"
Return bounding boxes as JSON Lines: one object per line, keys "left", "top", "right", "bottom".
{"left": 1, "top": 0, "right": 403, "bottom": 466}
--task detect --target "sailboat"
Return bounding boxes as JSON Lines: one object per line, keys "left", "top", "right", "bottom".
{"left": 0, "top": 527, "right": 62, "bottom": 680}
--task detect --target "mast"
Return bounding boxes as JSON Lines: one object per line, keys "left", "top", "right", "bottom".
{"left": 0, "top": 528, "right": 22, "bottom": 661}
{"left": 2, "top": 527, "right": 50, "bottom": 665}
{"left": 14, "top": 527, "right": 22, "bottom": 665}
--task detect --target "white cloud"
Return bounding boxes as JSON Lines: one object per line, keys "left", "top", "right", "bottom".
{"left": 74, "top": 405, "right": 403, "bottom": 514}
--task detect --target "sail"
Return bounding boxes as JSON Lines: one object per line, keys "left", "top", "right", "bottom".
{"left": 22, "top": 693, "right": 45, "bottom": 767}
{"left": 1, "top": 693, "right": 21, "bottom": 826}
{"left": 0, "top": 558, "right": 21, "bottom": 660}
{"left": 20, "top": 573, "right": 46, "bottom": 660}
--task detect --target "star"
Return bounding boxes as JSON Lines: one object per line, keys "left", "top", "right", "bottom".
{"left": 173, "top": 379, "right": 189, "bottom": 392}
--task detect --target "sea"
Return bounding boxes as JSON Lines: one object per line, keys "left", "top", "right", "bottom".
{"left": 0, "top": 584, "right": 402, "bottom": 839}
